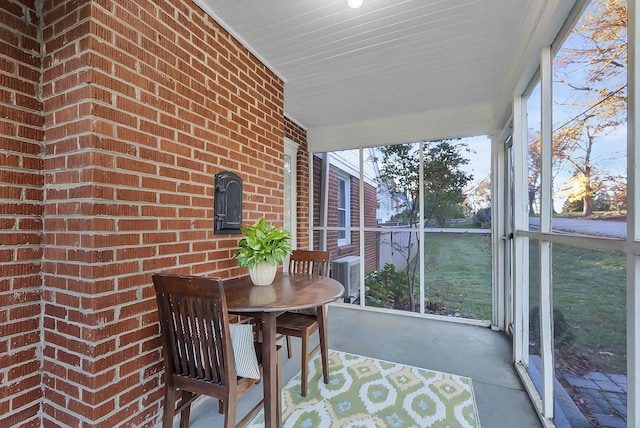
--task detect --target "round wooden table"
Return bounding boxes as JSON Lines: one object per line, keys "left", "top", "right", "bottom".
{"left": 224, "top": 272, "right": 344, "bottom": 428}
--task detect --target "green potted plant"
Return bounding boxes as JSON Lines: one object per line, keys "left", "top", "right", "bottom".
{"left": 233, "top": 218, "right": 292, "bottom": 285}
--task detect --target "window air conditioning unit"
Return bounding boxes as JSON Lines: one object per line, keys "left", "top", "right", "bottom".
{"left": 331, "top": 256, "right": 360, "bottom": 303}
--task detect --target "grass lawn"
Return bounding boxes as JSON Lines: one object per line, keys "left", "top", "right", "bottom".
{"left": 529, "top": 241, "right": 627, "bottom": 374}
{"left": 422, "top": 232, "right": 492, "bottom": 320}
{"left": 377, "top": 232, "right": 627, "bottom": 374}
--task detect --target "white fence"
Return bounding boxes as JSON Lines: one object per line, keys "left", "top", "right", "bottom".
{"left": 377, "top": 229, "right": 420, "bottom": 271}
{"left": 375, "top": 227, "right": 490, "bottom": 272}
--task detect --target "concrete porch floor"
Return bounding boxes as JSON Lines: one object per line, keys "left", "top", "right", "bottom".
{"left": 172, "top": 305, "right": 542, "bottom": 427}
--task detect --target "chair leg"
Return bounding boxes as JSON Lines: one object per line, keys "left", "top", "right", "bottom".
{"left": 286, "top": 335, "right": 293, "bottom": 359}
{"left": 162, "top": 387, "right": 177, "bottom": 428}
{"left": 300, "top": 333, "right": 309, "bottom": 397}
{"left": 223, "top": 395, "right": 236, "bottom": 428}
{"left": 179, "top": 391, "right": 193, "bottom": 428}
{"left": 317, "top": 305, "right": 330, "bottom": 384}
{"left": 276, "top": 350, "right": 282, "bottom": 427}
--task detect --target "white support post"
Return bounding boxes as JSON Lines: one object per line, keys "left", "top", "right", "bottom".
{"left": 627, "top": 0, "right": 639, "bottom": 425}
{"left": 491, "top": 133, "right": 506, "bottom": 330}
{"left": 512, "top": 97, "right": 529, "bottom": 365}
{"left": 308, "top": 151, "right": 315, "bottom": 249}
{"left": 320, "top": 153, "right": 330, "bottom": 250}
{"left": 359, "top": 148, "right": 366, "bottom": 307}
{"left": 539, "top": 45, "right": 555, "bottom": 419}
{"left": 419, "top": 141, "right": 425, "bottom": 314}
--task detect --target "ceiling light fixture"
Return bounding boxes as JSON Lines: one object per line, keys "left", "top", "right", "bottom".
{"left": 347, "top": 0, "right": 363, "bottom": 9}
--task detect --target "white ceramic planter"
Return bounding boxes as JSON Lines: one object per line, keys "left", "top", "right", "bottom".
{"left": 249, "top": 261, "right": 277, "bottom": 286}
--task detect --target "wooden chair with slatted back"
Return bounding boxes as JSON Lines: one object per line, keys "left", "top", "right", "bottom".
{"left": 277, "top": 250, "right": 331, "bottom": 396}
{"left": 152, "top": 273, "right": 268, "bottom": 428}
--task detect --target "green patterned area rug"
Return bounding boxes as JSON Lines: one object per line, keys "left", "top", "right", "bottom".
{"left": 247, "top": 350, "right": 481, "bottom": 427}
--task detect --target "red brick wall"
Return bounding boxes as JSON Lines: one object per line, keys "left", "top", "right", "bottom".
{"left": 284, "top": 117, "right": 309, "bottom": 248}
{"left": 0, "top": 1, "right": 45, "bottom": 427}
{"left": 2, "top": 0, "right": 286, "bottom": 426}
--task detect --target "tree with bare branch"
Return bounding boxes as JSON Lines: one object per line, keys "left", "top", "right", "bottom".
{"left": 553, "top": 0, "right": 627, "bottom": 216}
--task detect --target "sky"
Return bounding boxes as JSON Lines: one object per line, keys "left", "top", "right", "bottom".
{"left": 460, "top": 135, "right": 491, "bottom": 186}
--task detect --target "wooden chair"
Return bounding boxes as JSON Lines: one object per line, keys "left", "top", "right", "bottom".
{"left": 277, "top": 250, "right": 331, "bottom": 396}
{"left": 152, "top": 273, "right": 272, "bottom": 428}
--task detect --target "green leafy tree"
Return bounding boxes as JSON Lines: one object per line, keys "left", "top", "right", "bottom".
{"left": 375, "top": 140, "right": 473, "bottom": 311}
{"left": 422, "top": 141, "right": 473, "bottom": 227}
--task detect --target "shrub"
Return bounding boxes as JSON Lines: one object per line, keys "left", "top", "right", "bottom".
{"left": 473, "top": 207, "right": 491, "bottom": 227}
{"left": 529, "top": 306, "right": 576, "bottom": 351}
{"left": 365, "top": 263, "right": 407, "bottom": 309}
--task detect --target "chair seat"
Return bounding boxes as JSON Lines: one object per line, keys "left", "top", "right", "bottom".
{"left": 276, "top": 312, "right": 318, "bottom": 334}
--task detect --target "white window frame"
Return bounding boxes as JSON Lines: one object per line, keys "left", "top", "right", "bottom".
{"left": 337, "top": 172, "right": 351, "bottom": 246}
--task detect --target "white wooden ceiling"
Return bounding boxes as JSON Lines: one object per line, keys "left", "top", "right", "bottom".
{"left": 195, "top": 0, "right": 578, "bottom": 149}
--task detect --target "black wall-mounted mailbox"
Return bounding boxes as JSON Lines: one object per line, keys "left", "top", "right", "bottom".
{"left": 214, "top": 171, "right": 243, "bottom": 234}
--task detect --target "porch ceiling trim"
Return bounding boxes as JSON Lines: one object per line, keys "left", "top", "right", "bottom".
{"left": 307, "top": 103, "right": 494, "bottom": 152}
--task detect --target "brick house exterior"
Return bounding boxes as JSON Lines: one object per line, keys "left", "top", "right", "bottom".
{"left": 311, "top": 155, "right": 379, "bottom": 274}
{"left": 1, "top": 1, "right": 310, "bottom": 426}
